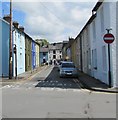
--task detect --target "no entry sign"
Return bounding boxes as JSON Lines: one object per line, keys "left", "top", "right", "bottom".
{"left": 103, "top": 33, "right": 115, "bottom": 44}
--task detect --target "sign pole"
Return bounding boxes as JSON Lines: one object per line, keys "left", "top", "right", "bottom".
{"left": 108, "top": 43, "right": 111, "bottom": 88}
{"left": 103, "top": 29, "right": 115, "bottom": 88}
{"left": 106, "top": 29, "right": 112, "bottom": 88}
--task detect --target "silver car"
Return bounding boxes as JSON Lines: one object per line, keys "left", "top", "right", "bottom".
{"left": 59, "top": 61, "right": 78, "bottom": 78}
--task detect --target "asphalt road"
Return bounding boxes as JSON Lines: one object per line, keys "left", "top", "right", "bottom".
{"left": 35, "top": 66, "right": 81, "bottom": 89}
{"left": 1, "top": 65, "right": 117, "bottom": 119}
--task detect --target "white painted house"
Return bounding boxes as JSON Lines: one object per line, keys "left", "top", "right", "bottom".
{"left": 90, "top": 1, "right": 117, "bottom": 88}
{"left": 48, "top": 43, "right": 63, "bottom": 63}
{"left": 75, "top": 1, "right": 117, "bottom": 88}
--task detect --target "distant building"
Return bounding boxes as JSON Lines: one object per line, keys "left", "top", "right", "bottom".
{"left": 40, "top": 46, "right": 49, "bottom": 65}
{"left": 48, "top": 42, "right": 63, "bottom": 63}
{"left": 61, "top": 41, "right": 68, "bottom": 60}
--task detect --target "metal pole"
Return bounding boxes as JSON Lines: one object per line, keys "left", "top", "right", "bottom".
{"left": 108, "top": 44, "right": 111, "bottom": 88}
{"left": 106, "top": 29, "right": 112, "bottom": 88}
{"left": 15, "top": 45, "right": 17, "bottom": 79}
{"left": 9, "top": 0, "right": 12, "bottom": 79}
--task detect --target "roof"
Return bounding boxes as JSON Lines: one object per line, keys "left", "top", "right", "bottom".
{"left": 0, "top": 17, "right": 10, "bottom": 25}
{"left": 75, "top": 0, "right": 104, "bottom": 40}
{"left": 75, "top": 14, "right": 96, "bottom": 40}
{"left": 40, "top": 47, "right": 49, "bottom": 52}
{"left": 92, "top": 0, "right": 104, "bottom": 12}
{"left": 49, "top": 43, "right": 63, "bottom": 50}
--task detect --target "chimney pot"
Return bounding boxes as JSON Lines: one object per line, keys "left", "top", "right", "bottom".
{"left": 13, "top": 21, "right": 19, "bottom": 28}
{"left": 3, "top": 15, "right": 10, "bottom": 23}
{"left": 19, "top": 26, "right": 24, "bottom": 32}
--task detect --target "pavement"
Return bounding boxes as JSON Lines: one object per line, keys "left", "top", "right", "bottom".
{"left": 78, "top": 71, "right": 118, "bottom": 93}
{"left": 0, "top": 65, "right": 48, "bottom": 86}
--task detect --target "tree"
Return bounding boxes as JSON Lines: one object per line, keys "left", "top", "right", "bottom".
{"left": 35, "top": 39, "right": 49, "bottom": 47}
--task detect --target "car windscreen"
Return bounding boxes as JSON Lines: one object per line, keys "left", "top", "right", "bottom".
{"left": 61, "top": 63, "right": 75, "bottom": 68}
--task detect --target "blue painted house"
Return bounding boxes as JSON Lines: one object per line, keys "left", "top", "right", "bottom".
{"left": 32, "top": 40, "right": 36, "bottom": 69}
{"left": 12, "top": 22, "right": 25, "bottom": 76}
{"left": 0, "top": 18, "right": 10, "bottom": 77}
{"left": 0, "top": 16, "right": 25, "bottom": 77}
{"left": 40, "top": 47, "right": 49, "bottom": 65}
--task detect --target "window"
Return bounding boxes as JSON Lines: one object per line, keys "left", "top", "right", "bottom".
{"left": 92, "top": 49, "right": 97, "bottom": 69}
{"left": 53, "top": 55, "right": 56, "bottom": 59}
{"left": 102, "top": 46, "right": 107, "bottom": 71}
{"left": 93, "top": 21, "right": 96, "bottom": 41}
{"left": 53, "top": 50, "right": 56, "bottom": 54}
{"left": 20, "top": 53, "right": 22, "bottom": 67}
{"left": 43, "top": 53, "right": 46, "bottom": 56}
{"left": 62, "top": 63, "right": 75, "bottom": 68}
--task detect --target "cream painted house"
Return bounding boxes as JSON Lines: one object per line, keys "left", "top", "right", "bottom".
{"left": 35, "top": 43, "right": 40, "bottom": 67}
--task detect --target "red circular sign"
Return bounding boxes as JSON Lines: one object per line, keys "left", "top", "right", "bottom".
{"left": 103, "top": 33, "right": 115, "bottom": 44}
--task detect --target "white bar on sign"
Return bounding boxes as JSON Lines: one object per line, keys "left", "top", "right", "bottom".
{"left": 104, "top": 38, "right": 114, "bottom": 40}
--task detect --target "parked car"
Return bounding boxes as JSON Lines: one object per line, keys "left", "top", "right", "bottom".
{"left": 59, "top": 61, "right": 78, "bottom": 78}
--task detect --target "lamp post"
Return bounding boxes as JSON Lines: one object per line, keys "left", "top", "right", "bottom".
{"left": 9, "top": 0, "right": 13, "bottom": 79}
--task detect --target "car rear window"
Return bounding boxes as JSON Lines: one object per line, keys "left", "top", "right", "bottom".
{"left": 62, "top": 63, "right": 75, "bottom": 68}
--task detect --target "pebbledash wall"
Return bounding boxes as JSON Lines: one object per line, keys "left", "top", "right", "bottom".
{"left": 74, "top": 1, "right": 117, "bottom": 88}
{"left": 116, "top": 1, "right": 118, "bottom": 87}
{"left": 0, "top": 18, "right": 10, "bottom": 77}
{"left": 13, "top": 27, "right": 25, "bottom": 76}
{"left": 89, "top": 1, "right": 117, "bottom": 87}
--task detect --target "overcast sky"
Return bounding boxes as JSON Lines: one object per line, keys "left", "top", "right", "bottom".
{"left": 2, "top": 1, "right": 98, "bottom": 43}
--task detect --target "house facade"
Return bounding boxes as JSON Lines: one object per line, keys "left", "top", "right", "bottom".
{"left": 32, "top": 40, "right": 36, "bottom": 70}
{"left": 25, "top": 34, "right": 32, "bottom": 72}
{"left": 61, "top": 41, "right": 68, "bottom": 61}
{"left": 116, "top": 1, "right": 118, "bottom": 87}
{"left": 90, "top": 1, "right": 117, "bottom": 87}
{"left": 48, "top": 43, "right": 63, "bottom": 63}
{"left": 12, "top": 24, "right": 25, "bottom": 76}
{"left": 35, "top": 42, "right": 40, "bottom": 68}
{"left": 0, "top": 18, "right": 10, "bottom": 77}
{"left": 74, "top": 1, "right": 117, "bottom": 88}
{"left": 40, "top": 47, "right": 49, "bottom": 65}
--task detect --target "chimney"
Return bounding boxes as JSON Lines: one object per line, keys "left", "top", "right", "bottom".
{"left": 19, "top": 26, "right": 24, "bottom": 32}
{"left": 13, "top": 21, "right": 19, "bottom": 28}
{"left": 3, "top": 15, "right": 10, "bottom": 23}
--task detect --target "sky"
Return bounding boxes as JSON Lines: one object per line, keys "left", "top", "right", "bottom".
{"left": 1, "top": 1, "right": 98, "bottom": 43}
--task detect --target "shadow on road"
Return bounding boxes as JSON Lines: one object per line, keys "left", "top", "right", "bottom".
{"left": 35, "top": 67, "right": 81, "bottom": 89}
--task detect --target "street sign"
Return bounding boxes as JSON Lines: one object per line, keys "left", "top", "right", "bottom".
{"left": 103, "top": 33, "right": 115, "bottom": 44}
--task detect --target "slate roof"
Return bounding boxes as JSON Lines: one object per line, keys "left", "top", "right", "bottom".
{"left": 48, "top": 43, "right": 63, "bottom": 50}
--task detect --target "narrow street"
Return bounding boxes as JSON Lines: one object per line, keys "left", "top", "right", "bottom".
{"left": 1, "top": 65, "right": 116, "bottom": 118}
{"left": 1, "top": 1, "right": 118, "bottom": 119}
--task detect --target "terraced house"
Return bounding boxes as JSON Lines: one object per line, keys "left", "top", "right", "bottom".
{"left": 0, "top": 17, "right": 10, "bottom": 77}
{"left": 12, "top": 21, "right": 25, "bottom": 77}
{"left": 25, "top": 34, "right": 32, "bottom": 72}
{"left": 0, "top": 15, "right": 41, "bottom": 78}
{"left": 73, "top": 0, "right": 118, "bottom": 88}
